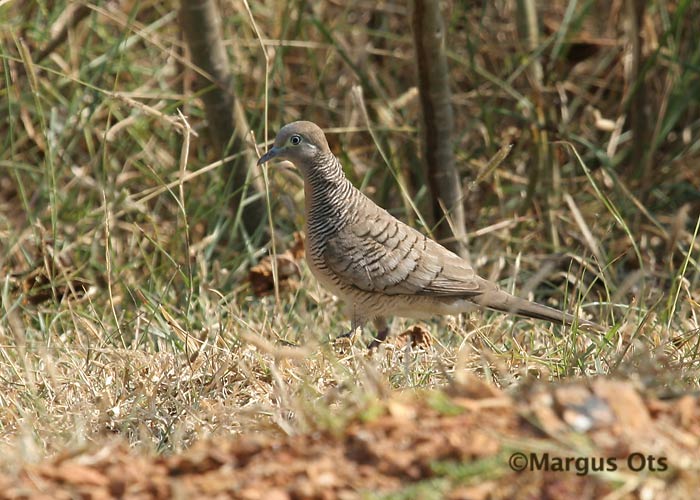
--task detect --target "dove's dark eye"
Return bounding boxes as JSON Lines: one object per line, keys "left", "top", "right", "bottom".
{"left": 290, "top": 135, "right": 302, "bottom": 146}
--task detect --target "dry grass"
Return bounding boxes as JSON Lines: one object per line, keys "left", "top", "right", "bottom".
{"left": 1, "top": 0, "right": 699, "bottom": 491}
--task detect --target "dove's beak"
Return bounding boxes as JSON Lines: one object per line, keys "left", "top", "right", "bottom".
{"left": 257, "top": 146, "right": 282, "bottom": 166}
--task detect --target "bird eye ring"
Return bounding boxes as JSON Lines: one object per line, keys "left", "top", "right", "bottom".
{"left": 290, "top": 135, "right": 302, "bottom": 145}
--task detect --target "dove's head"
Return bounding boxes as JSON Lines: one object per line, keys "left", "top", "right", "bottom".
{"left": 257, "top": 121, "right": 333, "bottom": 178}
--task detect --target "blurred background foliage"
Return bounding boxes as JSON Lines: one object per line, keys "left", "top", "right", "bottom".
{"left": 1, "top": 0, "right": 699, "bottom": 345}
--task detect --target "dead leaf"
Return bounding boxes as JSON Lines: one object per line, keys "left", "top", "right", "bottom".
{"left": 448, "top": 372, "right": 503, "bottom": 400}
{"left": 592, "top": 380, "right": 651, "bottom": 434}
{"left": 248, "top": 235, "right": 304, "bottom": 297}
{"left": 39, "top": 463, "right": 110, "bottom": 487}
{"left": 394, "top": 324, "right": 433, "bottom": 349}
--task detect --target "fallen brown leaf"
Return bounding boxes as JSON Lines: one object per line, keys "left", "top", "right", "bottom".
{"left": 394, "top": 324, "right": 433, "bottom": 349}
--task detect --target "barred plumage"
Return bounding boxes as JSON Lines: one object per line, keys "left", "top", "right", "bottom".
{"left": 258, "top": 121, "right": 602, "bottom": 345}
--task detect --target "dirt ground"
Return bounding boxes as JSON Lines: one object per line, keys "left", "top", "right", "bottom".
{"left": 2, "top": 378, "right": 698, "bottom": 500}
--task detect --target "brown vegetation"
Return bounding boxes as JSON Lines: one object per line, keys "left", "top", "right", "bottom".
{"left": 1, "top": 0, "right": 698, "bottom": 497}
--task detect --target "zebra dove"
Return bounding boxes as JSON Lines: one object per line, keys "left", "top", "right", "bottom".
{"left": 258, "top": 121, "right": 601, "bottom": 344}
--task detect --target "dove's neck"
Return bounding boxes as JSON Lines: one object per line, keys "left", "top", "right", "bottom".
{"left": 304, "top": 153, "right": 359, "bottom": 237}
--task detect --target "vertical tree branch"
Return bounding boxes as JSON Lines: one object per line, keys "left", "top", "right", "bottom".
{"left": 412, "top": 0, "right": 468, "bottom": 258}
{"left": 626, "top": 0, "right": 648, "bottom": 179}
{"left": 180, "top": 0, "right": 266, "bottom": 241}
